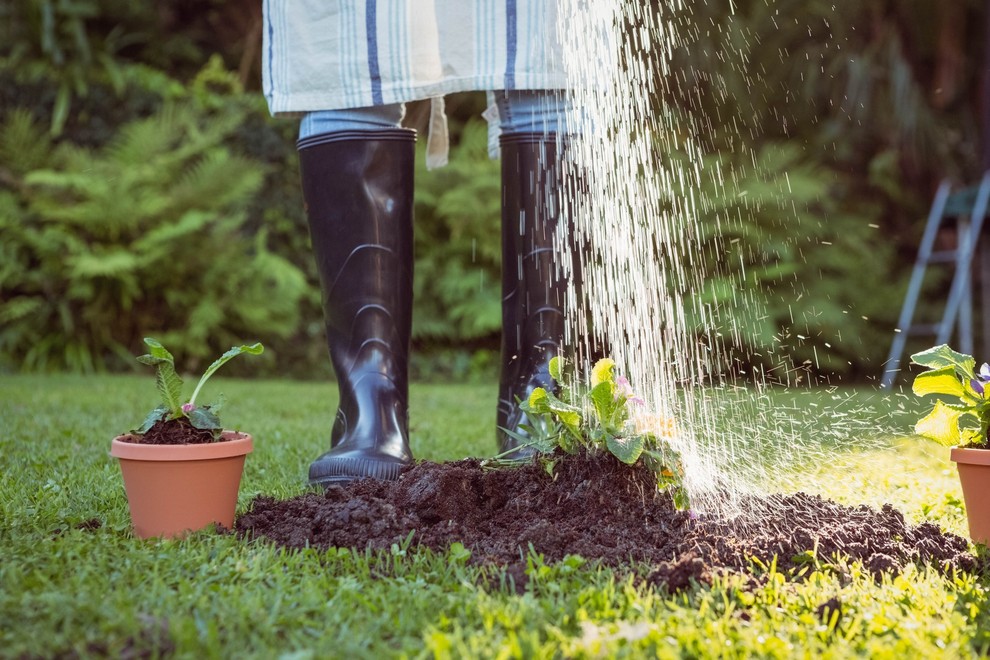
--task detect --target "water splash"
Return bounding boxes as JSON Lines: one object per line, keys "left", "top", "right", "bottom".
{"left": 551, "top": 2, "right": 901, "bottom": 515}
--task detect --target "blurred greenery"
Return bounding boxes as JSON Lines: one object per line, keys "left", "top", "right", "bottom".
{"left": 1, "top": 0, "right": 987, "bottom": 381}
{"left": 413, "top": 119, "right": 502, "bottom": 344}
{"left": 655, "top": 0, "right": 988, "bottom": 381}
{"left": 0, "top": 93, "right": 307, "bottom": 373}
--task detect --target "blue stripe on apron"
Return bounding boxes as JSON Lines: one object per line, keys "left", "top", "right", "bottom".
{"left": 264, "top": 0, "right": 274, "bottom": 106}
{"left": 366, "top": 0, "right": 384, "bottom": 105}
{"left": 504, "top": 0, "right": 517, "bottom": 89}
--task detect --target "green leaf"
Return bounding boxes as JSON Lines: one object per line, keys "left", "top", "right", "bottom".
{"left": 187, "top": 342, "right": 264, "bottom": 406}
{"left": 448, "top": 542, "right": 472, "bottom": 563}
{"left": 205, "top": 394, "right": 225, "bottom": 418}
{"left": 589, "top": 381, "right": 616, "bottom": 424}
{"left": 557, "top": 431, "right": 580, "bottom": 454}
{"left": 135, "top": 406, "right": 169, "bottom": 434}
{"left": 136, "top": 338, "right": 183, "bottom": 417}
{"left": 497, "top": 425, "right": 532, "bottom": 448}
{"left": 606, "top": 434, "right": 645, "bottom": 465}
{"left": 669, "top": 486, "right": 690, "bottom": 511}
{"left": 556, "top": 409, "right": 582, "bottom": 430}
{"left": 914, "top": 400, "right": 965, "bottom": 447}
{"left": 912, "top": 367, "right": 967, "bottom": 400}
{"left": 187, "top": 407, "right": 222, "bottom": 432}
{"left": 549, "top": 356, "right": 564, "bottom": 382}
{"left": 910, "top": 345, "right": 976, "bottom": 381}
{"left": 526, "top": 387, "right": 551, "bottom": 414}
{"left": 140, "top": 337, "right": 175, "bottom": 363}
{"left": 51, "top": 83, "right": 70, "bottom": 137}
{"left": 962, "top": 428, "right": 986, "bottom": 446}
{"left": 497, "top": 424, "right": 557, "bottom": 455}
{"left": 542, "top": 390, "right": 582, "bottom": 418}
{"left": 537, "top": 389, "right": 583, "bottom": 441}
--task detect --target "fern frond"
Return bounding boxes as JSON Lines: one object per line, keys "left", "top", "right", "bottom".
{"left": 226, "top": 233, "right": 307, "bottom": 335}
{"left": 0, "top": 109, "right": 50, "bottom": 175}
{"left": 170, "top": 150, "right": 265, "bottom": 213}
{"left": 0, "top": 191, "right": 24, "bottom": 230}
{"left": 129, "top": 209, "right": 215, "bottom": 259}
{"left": 105, "top": 109, "right": 182, "bottom": 167}
{"left": 0, "top": 297, "right": 43, "bottom": 324}
{"left": 67, "top": 247, "right": 139, "bottom": 280}
{"left": 2, "top": 98, "right": 307, "bottom": 373}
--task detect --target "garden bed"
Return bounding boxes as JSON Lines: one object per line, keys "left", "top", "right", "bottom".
{"left": 236, "top": 451, "right": 977, "bottom": 590}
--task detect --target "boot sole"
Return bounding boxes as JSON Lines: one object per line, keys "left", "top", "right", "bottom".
{"left": 308, "top": 456, "right": 408, "bottom": 487}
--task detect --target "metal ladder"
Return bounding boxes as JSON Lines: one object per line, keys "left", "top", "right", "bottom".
{"left": 881, "top": 172, "right": 990, "bottom": 389}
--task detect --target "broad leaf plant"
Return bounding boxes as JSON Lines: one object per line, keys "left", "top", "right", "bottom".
{"left": 911, "top": 344, "right": 990, "bottom": 448}
{"left": 502, "top": 357, "right": 689, "bottom": 509}
{"left": 135, "top": 337, "right": 264, "bottom": 438}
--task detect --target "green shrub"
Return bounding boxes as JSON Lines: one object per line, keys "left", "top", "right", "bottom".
{"left": 654, "top": 1, "right": 982, "bottom": 379}
{"left": 412, "top": 119, "right": 502, "bottom": 344}
{"left": 0, "top": 101, "right": 308, "bottom": 373}
{"left": 683, "top": 142, "right": 902, "bottom": 380}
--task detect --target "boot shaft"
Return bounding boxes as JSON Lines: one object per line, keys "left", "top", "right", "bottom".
{"left": 497, "top": 133, "right": 571, "bottom": 448}
{"left": 298, "top": 130, "right": 416, "bottom": 481}
{"left": 298, "top": 130, "right": 416, "bottom": 390}
{"left": 499, "top": 133, "right": 568, "bottom": 360}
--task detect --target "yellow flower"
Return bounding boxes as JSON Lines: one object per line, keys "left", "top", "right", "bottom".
{"left": 591, "top": 358, "right": 615, "bottom": 387}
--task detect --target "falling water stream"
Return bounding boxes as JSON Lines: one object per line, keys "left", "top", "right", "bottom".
{"left": 550, "top": 2, "right": 903, "bottom": 516}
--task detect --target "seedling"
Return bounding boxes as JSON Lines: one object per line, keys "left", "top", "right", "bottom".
{"left": 134, "top": 337, "right": 264, "bottom": 437}
{"left": 503, "top": 356, "right": 689, "bottom": 508}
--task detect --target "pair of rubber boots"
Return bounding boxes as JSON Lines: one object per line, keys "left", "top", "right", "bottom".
{"left": 298, "top": 128, "right": 569, "bottom": 487}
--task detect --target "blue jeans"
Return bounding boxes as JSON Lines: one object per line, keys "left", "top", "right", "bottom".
{"left": 298, "top": 90, "right": 574, "bottom": 139}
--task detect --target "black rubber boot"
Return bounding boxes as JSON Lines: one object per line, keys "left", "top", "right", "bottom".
{"left": 497, "top": 133, "right": 570, "bottom": 455}
{"left": 298, "top": 129, "right": 416, "bottom": 486}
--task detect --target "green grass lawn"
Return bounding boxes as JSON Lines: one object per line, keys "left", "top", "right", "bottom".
{"left": 2, "top": 374, "right": 989, "bottom": 658}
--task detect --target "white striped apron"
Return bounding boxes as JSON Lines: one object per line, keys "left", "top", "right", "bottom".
{"left": 262, "top": 1, "right": 569, "bottom": 164}
{"left": 263, "top": 0, "right": 567, "bottom": 112}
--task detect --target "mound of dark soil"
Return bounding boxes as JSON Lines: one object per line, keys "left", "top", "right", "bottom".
{"left": 235, "top": 451, "right": 977, "bottom": 591}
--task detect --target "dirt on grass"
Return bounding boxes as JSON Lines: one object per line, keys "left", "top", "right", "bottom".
{"left": 234, "top": 451, "right": 978, "bottom": 591}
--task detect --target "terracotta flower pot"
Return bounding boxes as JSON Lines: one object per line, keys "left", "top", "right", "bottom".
{"left": 951, "top": 446, "right": 990, "bottom": 544}
{"left": 110, "top": 431, "right": 253, "bottom": 539}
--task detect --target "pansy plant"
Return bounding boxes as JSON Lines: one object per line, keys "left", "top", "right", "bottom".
{"left": 911, "top": 344, "right": 990, "bottom": 447}
{"left": 135, "top": 338, "right": 264, "bottom": 437}
{"left": 501, "top": 356, "right": 689, "bottom": 509}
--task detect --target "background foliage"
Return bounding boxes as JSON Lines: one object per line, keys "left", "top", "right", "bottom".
{"left": 413, "top": 119, "right": 501, "bottom": 343}
{"left": 1, "top": 0, "right": 988, "bottom": 381}
{"left": 0, "top": 97, "right": 307, "bottom": 372}
{"left": 653, "top": 0, "right": 989, "bottom": 381}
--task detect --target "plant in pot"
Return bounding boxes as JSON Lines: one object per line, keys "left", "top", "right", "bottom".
{"left": 911, "top": 344, "right": 990, "bottom": 544}
{"left": 500, "top": 356, "right": 690, "bottom": 510}
{"left": 111, "top": 338, "right": 264, "bottom": 539}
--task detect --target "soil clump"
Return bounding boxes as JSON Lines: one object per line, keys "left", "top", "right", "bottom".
{"left": 122, "top": 418, "right": 218, "bottom": 445}
{"left": 235, "top": 451, "right": 977, "bottom": 590}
